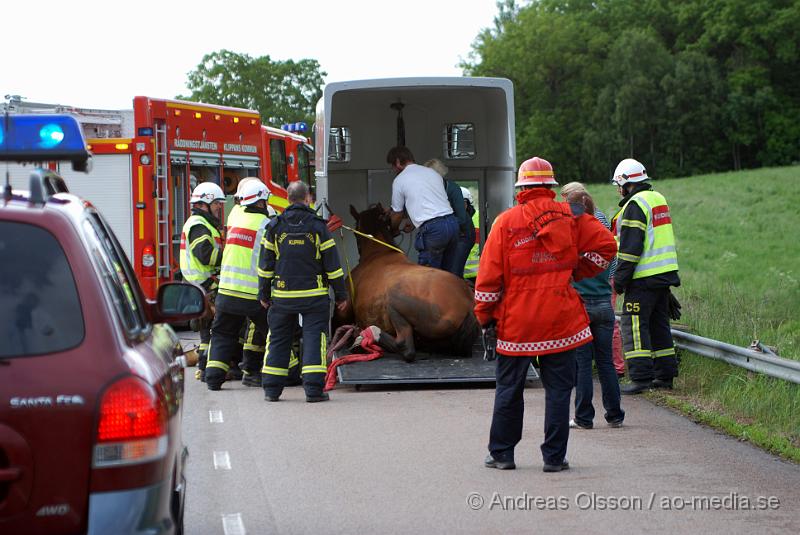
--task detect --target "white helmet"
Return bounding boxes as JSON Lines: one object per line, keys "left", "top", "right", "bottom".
{"left": 234, "top": 177, "right": 259, "bottom": 200}
{"left": 612, "top": 158, "right": 649, "bottom": 187}
{"left": 239, "top": 181, "right": 270, "bottom": 206}
{"left": 460, "top": 186, "right": 473, "bottom": 204}
{"left": 190, "top": 182, "right": 225, "bottom": 205}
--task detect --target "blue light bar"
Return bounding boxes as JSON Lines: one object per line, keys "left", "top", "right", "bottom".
{"left": 0, "top": 114, "right": 90, "bottom": 165}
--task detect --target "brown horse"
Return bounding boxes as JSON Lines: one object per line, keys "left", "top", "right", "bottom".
{"left": 343, "top": 204, "right": 479, "bottom": 362}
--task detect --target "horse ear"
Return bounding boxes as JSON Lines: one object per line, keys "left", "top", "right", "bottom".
{"left": 349, "top": 204, "right": 359, "bottom": 222}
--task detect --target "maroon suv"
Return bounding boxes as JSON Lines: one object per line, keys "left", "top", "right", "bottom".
{"left": 0, "top": 114, "right": 205, "bottom": 534}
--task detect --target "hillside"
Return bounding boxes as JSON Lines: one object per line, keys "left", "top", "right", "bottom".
{"left": 587, "top": 166, "right": 800, "bottom": 359}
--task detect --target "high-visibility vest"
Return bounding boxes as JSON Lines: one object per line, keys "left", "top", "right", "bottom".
{"left": 613, "top": 190, "right": 678, "bottom": 279}
{"left": 463, "top": 208, "right": 480, "bottom": 280}
{"left": 218, "top": 211, "right": 269, "bottom": 300}
{"left": 179, "top": 215, "right": 222, "bottom": 285}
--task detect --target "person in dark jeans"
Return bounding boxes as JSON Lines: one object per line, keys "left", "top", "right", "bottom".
{"left": 387, "top": 146, "right": 460, "bottom": 273}
{"left": 561, "top": 182, "right": 624, "bottom": 429}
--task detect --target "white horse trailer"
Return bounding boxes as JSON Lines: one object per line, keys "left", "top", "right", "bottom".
{"left": 313, "top": 77, "right": 537, "bottom": 385}
{"left": 314, "top": 77, "right": 516, "bottom": 264}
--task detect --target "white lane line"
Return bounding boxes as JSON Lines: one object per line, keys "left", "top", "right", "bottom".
{"left": 222, "top": 513, "right": 246, "bottom": 535}
{"left": 209, "top": 410, "right": 224, "bottom": 423}
{"left": 213, "top": 451, "right": 232, "bottom": 470}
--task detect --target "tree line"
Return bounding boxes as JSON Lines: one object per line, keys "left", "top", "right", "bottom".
{"left": 463, "top": 0, "right": 800, "bottom": 181}
{"left": 178, "top": 50, "right": 324, "bottom": 130}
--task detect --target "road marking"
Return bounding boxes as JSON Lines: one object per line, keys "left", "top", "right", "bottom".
{"left": 209, "top": 410, "right": 224, "bottom": 423}
{"left": 213, "top": 451, "right": 232, "bottom": 470}
{"left": 222, "top": 513, "right": 246, "bottom": 535}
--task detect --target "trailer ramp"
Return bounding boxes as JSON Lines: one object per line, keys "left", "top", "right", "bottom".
{"left": 336, "top": 342, "right": 539, "bottom": 387}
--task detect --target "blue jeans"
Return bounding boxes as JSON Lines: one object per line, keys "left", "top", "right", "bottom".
{"left": 574, "top": 297, "right": 624, "bottom": 426}
{"left": 414, "top": 214, "right": 459, "bottom": 273}
{"left": 445, "top": 229, "right": 475, "bottom": 278}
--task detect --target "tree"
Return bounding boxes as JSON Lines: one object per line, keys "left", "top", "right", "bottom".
{"left": 178, "top": 50, "right": 326, "bottom": 127}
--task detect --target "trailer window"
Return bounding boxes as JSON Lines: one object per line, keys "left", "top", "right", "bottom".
{"left": 328, "top": 127, "right": 351, "bottom": 163}
{"left": 443, "top": 123, "right": 476, "bottom": 160}
{"left": 270, "top": 139, "right": 288, "bottom": 187}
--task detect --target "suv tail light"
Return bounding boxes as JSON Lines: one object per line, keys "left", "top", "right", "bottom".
{"left": 93, "top": 376, "right": 167, "bottom": 467}
{"left": 142, "top": 243, "right": 156, "bottom": 277}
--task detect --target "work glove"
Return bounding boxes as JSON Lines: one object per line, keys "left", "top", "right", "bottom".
{"left": 668, "top": 291, "right": 682, "bottom": 321}
{"left": 481, "top": 322, "right": 497, "bottom": 362}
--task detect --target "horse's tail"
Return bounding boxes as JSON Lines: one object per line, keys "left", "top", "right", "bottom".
{"left": 452, "top": 311, "right": 481, "bottom": 358}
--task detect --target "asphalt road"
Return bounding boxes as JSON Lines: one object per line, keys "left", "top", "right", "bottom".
{"left": 179, "top": 332, "right": 800, "bottom": 535}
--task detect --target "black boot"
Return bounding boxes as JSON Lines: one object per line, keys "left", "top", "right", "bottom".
{"left": 621, "top": 381, "right": 652, "bottom": 395}
{"left": 652, "top": 378, "right": 674, "bottom": 389}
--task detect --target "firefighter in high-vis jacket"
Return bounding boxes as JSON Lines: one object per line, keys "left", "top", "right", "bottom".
{"left": 226, "top": 177, "right": 288, "bottom": 388}
{"left": 258, "top": 181, "right": 349, "bottom": 403}
{"left": 461, "top": 186, "right": 480, "bottom": 282}
{"left": 611, "top": 158, "right": 680, "bottom": 394}
{"left": 204, "top": 180, "right": 272, "bottom": 391}
{"left": 180, "top": 182, "right": 225, "bottom": 379}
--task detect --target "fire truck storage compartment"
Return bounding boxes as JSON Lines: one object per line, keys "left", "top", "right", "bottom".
{"left": 3, "top": 156, "right": 134, "bottom": 261}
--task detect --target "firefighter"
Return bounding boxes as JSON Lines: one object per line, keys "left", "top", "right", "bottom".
{"left": 204, "top": 180, "right": 272, "bottom": 391}
{"left": 180, "top": 182, "right": 224, "bottom": 381}
{"left": 225, "top": 178, "right": 294, "bottom": 388}
{"left": 259, "top": 181, "right": 349, "bottom": 402}
{"left": 461, "top": 186, "right": 481, "bottom": 282}
{"left": 475, "top": 157, "right": 617, "bottom": 472}
{"left": 611, "top": 158, "right": 680, "bottom": 394}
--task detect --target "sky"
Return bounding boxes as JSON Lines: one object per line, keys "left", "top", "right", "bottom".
{"left": 1, "top": 0, "right": 500, "bottom": 110}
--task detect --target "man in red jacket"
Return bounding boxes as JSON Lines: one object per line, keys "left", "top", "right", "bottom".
{"left": 476, "top": 157, "right": 617, "bottom": 472}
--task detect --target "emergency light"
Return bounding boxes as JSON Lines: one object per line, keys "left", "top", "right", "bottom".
{"left": 0, "top": 114, "right": 91, "bottom": 171}
{"left": 281, "top": 122, "right": 307, "bottom": 133}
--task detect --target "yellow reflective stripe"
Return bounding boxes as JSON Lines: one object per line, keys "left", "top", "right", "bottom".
{"left": 289, "top": 353, "right": 299, "bottom": 368}
{"left": 198, "top": 343, "right": 209, "bottom": 351}
{"left": 653, "top": 348, "right": 676, "bottom": 358}
{"left": 624, "top": 350, "right": 652, "bottom": 359}
{"left": 320, "top": 335, "right": 327, "bottom": 368}
{"left": 302, "top": 365, "right": 328, "bottom": 374}
{"left": 207, "top": 360, "right": 230, "bottom": 372}
{"left": 258, "top": 268, "right": 274, "bottom": 278}
{"left": 189, "top": 234, "right": 213, "bottom": 250}
{"left": 320, "top": 239, "right": 336, "bottom": 251}
{"left": 243, "top": 343, "right": 266, "bottom": 352}
{"left": 618, "top": 252, "right": 640, "bottom": 262}
{"left": 262, "top": 239, "right": 276, "bottom": 252}
{"left": 632, "top": 315, "right": 642, "bottom": 352}
{"left": 326, "top": 268, "right": 344, "bottom": 279}
{"left": 263, "top": 366, "right": 289, "bottom": 376}
{"left": 272, "top": 288, "right": 329, "bottom": 298}
{"left": 620, "top": 219, "right": 647, "bottom": 231}
{"left": 218, "top": 288, "right": 259, "bottom": 300}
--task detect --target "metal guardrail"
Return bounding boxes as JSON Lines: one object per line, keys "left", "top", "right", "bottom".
{"left": 671, "top": 329, "right": 800, "bottom": 385}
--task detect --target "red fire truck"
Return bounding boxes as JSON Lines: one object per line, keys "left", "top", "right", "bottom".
{"left": 3, "top": 96, "right": 313, "bottom": 298}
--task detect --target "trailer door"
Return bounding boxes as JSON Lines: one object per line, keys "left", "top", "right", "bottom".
{"left": 59, "top": 154, "right": 134, "bottom": 261}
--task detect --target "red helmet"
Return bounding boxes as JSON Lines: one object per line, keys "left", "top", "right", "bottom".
{"left": 515, "top": 157, "right": 557, "bottom": 187}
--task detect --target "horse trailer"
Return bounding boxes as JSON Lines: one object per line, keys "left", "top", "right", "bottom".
{"left": 314, "top": 77, "right": 537, "bottom": 385}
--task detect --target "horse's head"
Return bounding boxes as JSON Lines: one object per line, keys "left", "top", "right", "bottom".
{"left": 349, "top": 203, "right": 396, "bottom": 256}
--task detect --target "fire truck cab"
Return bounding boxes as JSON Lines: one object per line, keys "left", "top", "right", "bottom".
{"left": 2, "top": 97, "right": 313, "bottom": 299}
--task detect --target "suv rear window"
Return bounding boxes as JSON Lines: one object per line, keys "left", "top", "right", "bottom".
{"left": 0, "top": 222, "right": 85, "bottom": 357}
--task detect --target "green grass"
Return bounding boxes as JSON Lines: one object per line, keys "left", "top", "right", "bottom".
{"left": 586, "top": 166, "right": 800, "bottom": 460}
